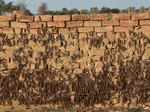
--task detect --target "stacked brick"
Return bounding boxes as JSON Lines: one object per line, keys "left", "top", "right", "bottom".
{"left": 0, "top": 12, "right": 150, "bottom": 35}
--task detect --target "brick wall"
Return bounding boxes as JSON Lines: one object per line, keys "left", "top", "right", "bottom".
{"left": 0, "top": 12, "right": 150, "bottom": 36}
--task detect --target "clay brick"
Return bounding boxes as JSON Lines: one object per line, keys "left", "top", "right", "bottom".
{"left": 0, "top": 22, "right": 10, "bottom": 27}
{"left": 47, "top": 21, "right": 65, "bottom": 27}
{"left": 102, "top": 20, "right": 119, "bottom": 26}
{"left": 0, "top": 16, "right": 14, "bottom": 22}
{"left": 120, "top": 20, "right": 138, "bottom": 27}
{"left": 11, "top": 22, "right": 28, "bottom": 28}
{"left": 17, "top": 16, "right": 34, "bottom": 22}
{"left": 53, "top": 15, "right": 70, "bottom": 21}
{"left": 114, "top": 26, "right": 131, "bottom": 32}
{"left": 78, "top": 27, "right": 94, "bottom": 32}
{"left": 91, "top": 14, "right": 108, "bottom": 20}
{"left": 72, "top": 14, "right": 107, "bottom": 21}
{"left": 113, "top": 13, "right": 131, "bottom": 20}
{"left": 59, "top": 28, "right": 70, "bottom": 34}
{"left": 35, "top": 15, "right": 53, "bottom": 22}
{"left": 72, "top": 14, "right": 90, "bottom": 21}
{"left": 140, "top": 26, "right": 150, "bottom": 32}
{"left": 84, "top": 21, "right": 101, "bottom": 27}
{"left": 140, "top": 20, "right": 150, "bottom": 26}
{"left": 29, "top": 22, "right": 46, "bottom": 28}
{"left": 0, "top": 28, "right": 14, "bottom": 34}
{"left": 132, "top": 12, "right": 150, "bottom": 20}
{"left": 66, "top": 21, "right": 83, "bottom": 27}
{"left": 95, "top": 26, "right": 113, "bottom": 32}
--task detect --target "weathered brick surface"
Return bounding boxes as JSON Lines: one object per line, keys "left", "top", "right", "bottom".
{"left": 47, "top": 21, "right": 65, "bottom": 27}
{"left": 102, "top": 20, "right": 119, "bottom": 26}
{"left": 78, "top": 27, "right": 94, "bottom": 32}
{"left": 0, "top": 22, "right": 10, "bottom": 27}
{"left": 120, "top": 20, "right": 138, "bottom": 27}
{"left": 0, "top": 12, "right": 150, "bottom": 35}
{"left": 114, "top": 26, "right": 132, "bottom": 32}
{"left": 11, "top": 22, "right": 28, "bottom": 28}
{"left": 95, "top": 26, "right": 113, "bottom": 32}
{"left": 17, "top": 16, "right": 34, "bottom": 22}
{"left": 84, "top": 21, "right": 101, "bottom": 27}
{"left": 29, "top": 22, "right": 46, "bottom": 28}
{"left": 0, "top": 16, "right": 14, "bottom": 22}
{"left": 140, "top": 20, "right": 150, "bottom": 26}
{"left": 0, "top": 28, "right": 14, "bottom": 34}
{"left": 113, "top": 13, "right": 131, "bottom": 20}
{"left": 66, "top": 21, "right": 83, "bottom": 27}
{"left": 53, "top": 15, "right": 70, "bottom": 21}
{"left": 132, "top": 12, "right": 150, "bottom": 20}
{"left": 72, "top": 14, "right": 107, "bottom": 21}
{"left": 35, "top": 15, "right": 52, "bottom": 22}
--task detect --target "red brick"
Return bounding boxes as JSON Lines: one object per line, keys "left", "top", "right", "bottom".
{"left": 72, "top": 14, "right": 90, "bottom": 21}
{"left": 0, "top": 28, "right": 14, "bottom": 34}
{"left": 102, "top": 20, "right": 119, "bottom": 26}
{"left": 29, "top": 22, "right": 46, "bottom": 28}
{"left": 95, "top": 26, "right": 113, "bottom": 32}
{"left": 78, "top": 27, "right": 94, "bottom": 33}
{"left": 59, "top": 28, "right": 70, "bottom": 34}
{"left": 84, "top": 21, "right": 101, "bottom": 27}
{"left": 53, "top": 15, "right": 70, "bottom": 21}
{"left": 66, "top": 21, "right": 83, "bottom": 27}
{"left": 35, "top": 15, "right": 53, "bottom": 22}
{"left": 72, "top": 14, "right": 107, "bottom": 21}
{"left": 113, "top": 13, "right": 131, "bottom": 20}
{"left": 17, "top": 16, "right": 34, "bottom": 22}
{"left": 47, "top": 21, "right": 65, "bottom": 27}
{"left": 0, "top": 22, "right": 10, "bottom": 27}
{"left": 0, "top": 16, "right": 14, "bottom": 22}
{"left": 114, "top": 26, "right": 132, "bottom": 32}
{"left": 140, "top": 26, "right": 150, "bottom": 32}
{"left": 120, "top": 20, "right": 138, "bottom": 27}
{"left": 132, "top": 12, "right": 150, "bottom": 20}
{"left": 11, "top": 22, "right": 28, "bottom": 28}
{"left": 91, "top": 14, "right": 108, "bottom": 20}
{"left": 140, "top": 20, "right": 150, "bottom": 26}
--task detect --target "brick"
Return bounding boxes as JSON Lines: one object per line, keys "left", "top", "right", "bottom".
{"left": 47, "top": 21, "right": 65, "bottom": 27}
{"left": 66, "top": 21, "right": 83, "bottom": 27}
{"left": 0, "top": 22, "right": 10, "bottom": 27}
{"left": 120, "top": 20, "right": 138, "bottom": 27}
{"left": 95, "top": 26, "right": 113, "bottom": 32}
{"left": 132, "top": 12, "right": 150, "bottom": 20}
{"left": 140, "top": 26, "right": 150, "bottom": 32}
{"left": 53, "top": 15, "right": 70, "bottom": 21}
{"left": 59, "top": 28, "right": 70, "bottom": 34}
{"left": 84, "top": 21, "right": 101, "bottom": 27}
{"left": 0, "top": 28, "right": 14, "bottom": 34}
{"left": 17, "top": 16, "right": 34, "bottom": 22}
{"left": 140, "top": 20, "right": 150, "bottom": 26}
{"left": 91, "top": 14, "right": 108, "bottom": 20}
{"left": 102, "top": 20, "right": 119, "bottom": 26}
{"left": 72, "top": 14, "right": 90, "bottom": 21}
{"left": 11, "top": 22, "right": 28, "bottom": 28}
{"left": 0, "top": 16, "right": 15, "bottom": 22}
{"left": 35, "top": 15, "right": 53, "bottom": 22}
{"left": 114, "top": 26, "right": 132, "bottom": 32}
{"left": 29, "top": 22, "right": 46, "bottom": 28}
{"left": 72, "top": 14, "right": 107, "bottom": 21}
{"left": 113, "top": 13, "right": 131, "bottom": 20}
{"left": 78, "top": 27, "right": 94, "bottom": 32}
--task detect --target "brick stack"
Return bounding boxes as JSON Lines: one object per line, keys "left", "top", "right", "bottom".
{"left": 0, "top": 12, "right": 150, "bottom": 36}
